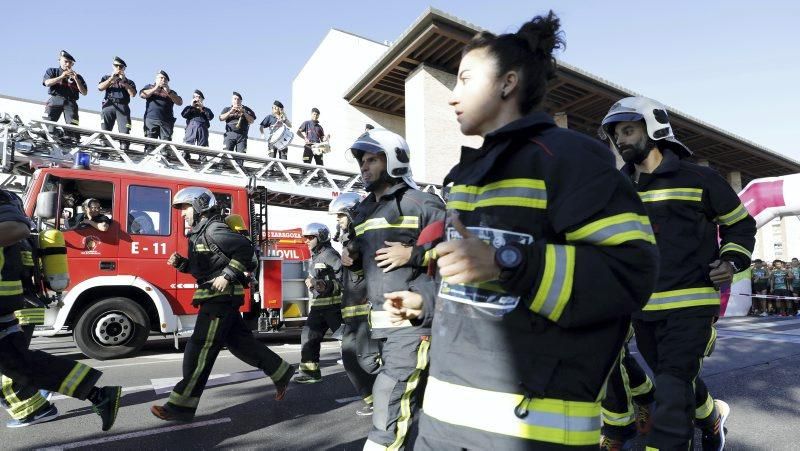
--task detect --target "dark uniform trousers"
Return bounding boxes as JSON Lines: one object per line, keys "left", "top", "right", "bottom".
{"left": 101, "top": 103, "right": 132, "bottom": 150}
{"left": 302, "top": 145, "right": 323, "bottom": 166}
{"left": 633, "top": 315, "right": 717, "bottom": 449}
{"left": 143, "top": 117, "right": 175, "bottom": 152}
{"left": 44, "top": 96, "right": 80, "bottom": 139}
{"left": 224, "top": 132, "right": 248, "bottom": 168}
{"left": 601, "top": 341, "right": 655, "bottom": 440}
{"left": 0, "top": 322, "right": 100, "bottom": 403}
{"left": 166, "top": 300, "right": 291, "bottom": 415}
{"left": 185, "top": 122, "right": 210, "bottom": 147}
{"left": 299, "top": 306, "right": 342, "bottom": 378}
{"left": 366, "top": 334, "right": 429, "bottom": 451}
{"left": 268, "top": 146, "right": 288, "bottom": 161}
{"left": 341, "top": 318, "right": 380, "bottom": 402}
{"left": 0, "top": 324, "right": 52, "bottom": 420}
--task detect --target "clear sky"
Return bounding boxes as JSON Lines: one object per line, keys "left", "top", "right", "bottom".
{"left": 2, "top": 1, "right": 798, "bottom": 160}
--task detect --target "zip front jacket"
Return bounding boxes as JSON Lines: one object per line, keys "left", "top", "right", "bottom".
{"left": 308, "top": 242, "right": 343, "bottom": 309}
{"left": 622, "top": 149, "right": 756, "bottom": 319}
{"left": 420, "top": 112, "right": 660, "bottom": 449}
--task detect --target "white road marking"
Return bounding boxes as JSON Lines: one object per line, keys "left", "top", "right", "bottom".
{"left": 36, "top": 417, "right": 232, "bottom": 451}
{"left": 151, "top": 370, "right": 267, "bottom": 394}
{"left": 718, "top": 317, "right": 800, "bottom": 331}
{"left": 717, "top": 329, "right": 800, "bottom": 344}
{"left": 335, "top": 395, "right": 363, "bottom": 404}
{"left": 51, "top": 384, "right": 153, "bottom": 401}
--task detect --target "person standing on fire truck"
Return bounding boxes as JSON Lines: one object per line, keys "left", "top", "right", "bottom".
{"left": 151, "top": 187, "right": 294, "bottom": 422}
{"left": 329, "top": 193, "right": 381, "bottom": 415}
{"left": 345, "top": 128, "right": 445, "bottom": 450}
{"left": 0, "top": 188, "right": 121, "bottom": 431}
{"left": 42, "top": 50, "right": 87, "bottom": 141}
{"left": 294, "top": 223, "right": 344, "bottom": 384}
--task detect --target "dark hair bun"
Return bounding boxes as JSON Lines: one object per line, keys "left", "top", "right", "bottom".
{"left": 516, "top": 11, "right": 565, "bottom": 58}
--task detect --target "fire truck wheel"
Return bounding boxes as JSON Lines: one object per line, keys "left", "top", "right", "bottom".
{"left": 74, "top": 297, "right": 151, "bottom": 360}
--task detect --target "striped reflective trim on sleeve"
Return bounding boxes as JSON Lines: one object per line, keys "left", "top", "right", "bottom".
{"left": 309, "top": 296, "right": 342, "bottom": 308}
{"left": 355, "top": 216, "right": 419, "bottom": 237}
{"left": 15, "top": 308, "right": 45, "bottom": 326}
{"left": 341, "top": 304, "right": 371, "bottom": 318}
{"left": 192, "top": 285, "right": 245, "bottom": 300}
{"left": 565, "top": 213, "right": 655, "bottom": 246}
{"left": 715, "top": 203, "right": 750, "bottom": 226}
{"left": 447, "top": 178, "right": 547, "bottom": 211}
{"left": 0, "top": 280, "right": 23, "bottom": 296}
{"left": 228, "top": 259, "right": 247, "bottom": 273}
{"left": 21, "top": 251, "right": 34, "bottom": 267}
{"left": 194, "top": 244, "right": 211, "bottom": 252}
{"left": 530, "top": 244, "right": 575, "bottom": 322}
{"left": 314, "top": 263, "right": 328, "bottom": 269}
{"left": 642, "top": 287, "right": 719, "bottom": 311}
{"left": 639, "top": 187, "right": 702, "bottom": 203}
{"left": 423, "top": 376, "right": 601, "bottom": 445}
{"left": 720, "top": 242, "right": 752, "bottom": 259}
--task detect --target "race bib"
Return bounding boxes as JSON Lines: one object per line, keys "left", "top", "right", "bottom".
{"left": 438, "top": 226, "right": 533, "bottom": 316}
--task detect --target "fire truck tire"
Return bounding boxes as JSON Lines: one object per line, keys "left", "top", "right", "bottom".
{"left": 74, "top": 297, "right": 151, "bottom": 360}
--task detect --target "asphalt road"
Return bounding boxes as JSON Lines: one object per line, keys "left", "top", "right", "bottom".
{"left": 7, "top": 316, "right": 800, "bottom": 450}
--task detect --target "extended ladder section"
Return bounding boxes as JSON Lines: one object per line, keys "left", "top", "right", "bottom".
{"left": 0, "top": 114, "right": 442, "bottom": 208}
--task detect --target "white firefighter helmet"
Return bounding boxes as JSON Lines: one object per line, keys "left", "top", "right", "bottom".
{"left": 328, "top": 192, "right": 362, "bottom": 218}
{"left": 302, "top": 222, "right": 330, "bottom": 243}
{"left": 349, "top": 129, "right": 418, "bottom": 190}
{"left": 172, "top": 187, "right": 218, "bottom": 215}
{"left": 601, "top": 96, "right": 692, "bottom": 158}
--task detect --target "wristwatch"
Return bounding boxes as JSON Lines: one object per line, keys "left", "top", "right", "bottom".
{"left": 494, "top": 244, "right": 523, "bottom": 281}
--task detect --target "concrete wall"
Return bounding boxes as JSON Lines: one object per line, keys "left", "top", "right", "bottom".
{"left": 291, "top": 29, "right": 404, "bottom": 174}
{"left": 404, "top": 64, "right": 483, "bottom": 183}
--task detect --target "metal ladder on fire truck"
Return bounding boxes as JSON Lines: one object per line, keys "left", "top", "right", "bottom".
{"left": 0, "top": 114, "right": 442, "bottom": 203}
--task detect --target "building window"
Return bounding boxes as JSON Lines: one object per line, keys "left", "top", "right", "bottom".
{"left": 128, "top": 186, "right": 171, "bottom": 236}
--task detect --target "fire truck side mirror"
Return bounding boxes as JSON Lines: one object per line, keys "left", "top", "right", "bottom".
{"left": 35, "top": 191, "right": 58, "bottom": 220}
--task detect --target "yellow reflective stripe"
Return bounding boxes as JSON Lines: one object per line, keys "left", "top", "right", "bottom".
{"left": 695, "top": 394, "right": 714, "bottom": 420}
{"left": 643, "top": 287, "right": 719, "bottom": 311}
{"left": 716, "top": 203, "right": 749, "bottom": 226}
{"left": 530, "top": 245, "right": 575, "bottom": 322}
{"left": 720, "top": 242, "right": 752, "bottom": 259}
{"left": 2, "top": 375, "right": 48, "bottom": 420}
{"left": 314, "top": 263, "right": 327, "bottom": 269}
{"left": 300, "top": 362, "right": 319, "bottom": 371}
{"left": 0, "top": 247, "right": 4, "bottom": 274}
{"left": 59, "top": 362, "right": 91, "bottom": 397}
{"left": 310, "top": 296, "right": 342, "bottom": 307}
{"left": 566, "top": 213, "right": 655, "bottom": 246}
{"left": 15, "top": 308, "right": 45, "bottom": 326}
{"left": 269, "top": 360, "right": 290, "bottom": 383}
{"left": 170, "top": 317, "right": 220, "bottom": 409}
{"left": 355, "top": 216, "right": 419, "bottom": 237}
{"left": 448, "top": 179, "right": 547, "bottom": 212}
{"left": 229, "top": 259, "right": 246, "bottom": 272}
{"left": 364, "top": 394, "right": 374, "bottom": 405}
{"left": 0, "top": 280, "right": 23, "bottom": 295}
{"left": 704, "top": 326, "right": 717, "bottom": 357}
{"left": 639, "top": 187, "right": 702, "bottom": 203}
{"left": 423, "top": 377, "right": 601, "bottom": 445}
{"left": 21, "top": 251, "right": 34, "bottom": 267}
{"left": 194, "top": 244, "right": 211, "bottom": 252}
{"left": 388, "top": 339, "right": 430, "bottom": 450}
{"left": 630, "top": 376, "right": 654, "bottom": 398}
{"left": 192, "top": 286, "right": 245, "bottom": 300}
{"left": 342, "top": 304, "right": 371, "bottom": 318}
{"left": 422, "top": 249, "right": 436, "bottom": 266}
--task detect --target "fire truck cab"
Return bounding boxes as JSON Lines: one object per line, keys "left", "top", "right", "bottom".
{"left": 23, "top": 165, "right": 310, "bottom": 360}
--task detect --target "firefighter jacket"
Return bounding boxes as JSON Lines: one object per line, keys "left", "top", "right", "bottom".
{"left": 15, "top": 237, "right": 45, "bottom": 326}
{"left": 308, "top": 241, "right": 343, "bottom": 309}
{"left": 421, "top": 112, "right": 660, "bottom": 448}
{"left": 175, "top": 215, "right": 257, "bottom": 306}
{"left": 351, "top": 183, "right": 445, "bottom": 339}
{"left": 340, "top": 228, "right": 368, "bottom": 323}
{"left": 0, "top": 189, "right": 32, "bottom": 319}
{"left": 622, "top": 149, "right": 756, "bottom": 320}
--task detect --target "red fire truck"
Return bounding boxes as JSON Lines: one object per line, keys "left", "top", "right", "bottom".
{"left": 1, "top": 116, "right": 439, "bottom": 360}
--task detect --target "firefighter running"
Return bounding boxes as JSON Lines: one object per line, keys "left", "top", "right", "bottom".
{"left": 346, "top": 129, "right": 445, "bottom": 450}
{"left": 385, "top": 12, "right": 660, "bottom": 450}
{"left": 0, "top": 188, "right": 122, "bottom": 431}
{"left": 329, "top": 192, "right": 381, "bottom": 416}
{"left": 151, "top": 187, "right": 295, "bottom": 422}
{"left": 294, "top": 222, "right": 344, "bottom": 384}
{"left": 601, "top": 96, "right": 757, "bottom": 450}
